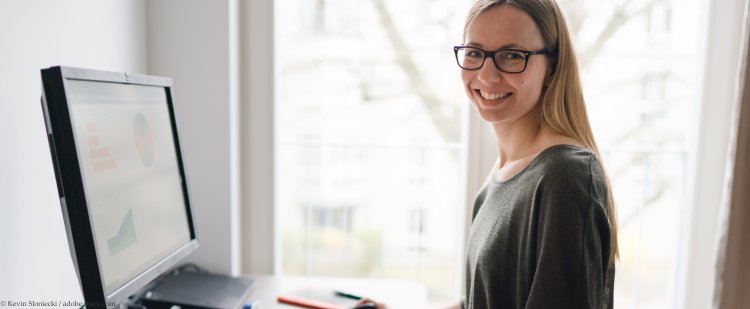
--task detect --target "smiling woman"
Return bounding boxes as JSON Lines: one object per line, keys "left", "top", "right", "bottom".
{"left": 455, "top": 1, "right": 617, "bottom": 308}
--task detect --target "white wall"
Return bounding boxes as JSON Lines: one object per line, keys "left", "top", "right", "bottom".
{"left": 0, "top": 0, "right": 146, "bottom": 302}
{"left": 146, "top": 0, "right": 240, "bottom": 275}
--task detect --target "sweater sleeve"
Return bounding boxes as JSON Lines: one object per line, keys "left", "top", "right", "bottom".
{"left": 524, "top": 157, "right": 612, "bottom": 309}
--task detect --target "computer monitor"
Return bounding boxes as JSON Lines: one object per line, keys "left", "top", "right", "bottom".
{"left": 40, "top": 66, "right": 199, "bottom": 308}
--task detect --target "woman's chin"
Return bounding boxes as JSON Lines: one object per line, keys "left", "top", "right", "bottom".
{"left": 474, "top": 109, "right": 506, "bottom": 124}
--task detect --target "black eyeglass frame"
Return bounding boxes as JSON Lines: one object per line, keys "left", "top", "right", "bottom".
{"left": 453, "top": 45, "right": 555, "bottom": 73}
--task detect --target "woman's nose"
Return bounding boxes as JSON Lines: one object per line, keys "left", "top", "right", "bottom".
{"left": 477, "top": 58, "right": 503, "bottom": 83}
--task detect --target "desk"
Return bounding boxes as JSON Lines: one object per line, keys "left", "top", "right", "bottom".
{"left": 244, "top": 276, "right": 427, "bottom": 309}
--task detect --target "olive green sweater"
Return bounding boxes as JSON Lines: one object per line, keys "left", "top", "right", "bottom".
{"left": 463, "top": 145, "right": 615, "bottom": 309}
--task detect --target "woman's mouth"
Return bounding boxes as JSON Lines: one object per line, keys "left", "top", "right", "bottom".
{"left": 476, "top": 90, "right": 513, "bottom": 106}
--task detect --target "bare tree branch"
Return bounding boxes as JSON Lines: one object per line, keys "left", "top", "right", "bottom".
{"left": 371, "top": 0, "right": 461, "bottom": 142}
{"left": 562, "top": 0, "right": 588, "bottom": 37}
{"left": 580, "top": 0, "right": 657, "bottom": 69}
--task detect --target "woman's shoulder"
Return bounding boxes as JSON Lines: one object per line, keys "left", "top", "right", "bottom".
{"left": 530, "top": 144, "right": 604, "bottom": 186}
{"left": 531, "top": 144, "right": 608, "bottom": 202}
{"left": 534, "top": 144, "right": 598, "bottom": 170}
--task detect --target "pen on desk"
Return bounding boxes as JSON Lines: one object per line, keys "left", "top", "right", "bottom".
{"left": 334, "top": 290, "right": 363, "bottom": 300}
{"left": 242, "top": 300, "right": 261, "bottom": 309}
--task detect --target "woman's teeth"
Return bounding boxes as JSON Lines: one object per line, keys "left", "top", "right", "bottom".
{"left": 480, "top": 90, "right": 512, "bottom": 100}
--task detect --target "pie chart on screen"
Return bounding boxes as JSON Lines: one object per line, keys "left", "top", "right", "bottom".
{"left": 134, "top": 112, "right": 154, "bottom": 167}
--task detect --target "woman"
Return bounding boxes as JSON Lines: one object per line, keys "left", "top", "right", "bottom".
{"left": 357, "top": 0, "right": 617, "bottom": 308}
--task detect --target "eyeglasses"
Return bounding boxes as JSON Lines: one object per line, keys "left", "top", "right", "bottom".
{"left": 453, "top": 45, "right": 554, "bottom": 73}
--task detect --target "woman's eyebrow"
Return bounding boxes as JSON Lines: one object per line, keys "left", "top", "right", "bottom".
{"left": 464, "top": 41, "right": 525, "bottom": 50}
{"left": 498, "top": 43, "right": 524, "bottom": 49}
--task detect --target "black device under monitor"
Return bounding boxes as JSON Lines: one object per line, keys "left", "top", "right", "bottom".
{"left": 40, "top": 66, "right": 252, "bottom": 308}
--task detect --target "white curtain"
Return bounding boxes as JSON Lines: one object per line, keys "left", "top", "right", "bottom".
{"left": 713, "top": 3, "right": 750, "bottom": 308}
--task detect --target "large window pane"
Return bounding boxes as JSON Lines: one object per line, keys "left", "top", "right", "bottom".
{"left": 275, "top": 0, "right": 701, "bottom": 307}
{"left": 275, "top": 0, "right": 469, "bottom": 305}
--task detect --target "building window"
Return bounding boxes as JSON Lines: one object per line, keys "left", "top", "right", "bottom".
{"left": 643, "top": 72, "right": 668, "bottom": 101}
{"left": 409, "top": 208, "right": 426, "bottom": 235}
{"left": 648, "top": 1, "right": 672, "bottom": 34}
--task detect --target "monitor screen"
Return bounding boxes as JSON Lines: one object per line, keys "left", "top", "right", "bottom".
{"left": 41, "top": 66, "right": 198, "bottom": 308}
{"left": 65, "top": 79, "right": 191, "bottom": 295}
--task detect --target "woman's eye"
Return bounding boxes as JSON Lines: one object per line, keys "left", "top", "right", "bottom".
{"left": 502, "top": 52, "right": 524, "bottom": 60}
{"left": 466, "top": 50, "right": 483, "bottom": 58}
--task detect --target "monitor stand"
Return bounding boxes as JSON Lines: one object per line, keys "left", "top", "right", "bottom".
{"left": 138, "top": 271, "right": 253, "bottom": 309}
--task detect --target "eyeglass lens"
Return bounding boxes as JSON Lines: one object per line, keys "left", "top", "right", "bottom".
{"left": 456, "top": 47, "right": 527, "bottom": 72}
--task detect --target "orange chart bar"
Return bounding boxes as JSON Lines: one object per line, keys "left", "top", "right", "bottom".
{"left": 94, "top": 159, "right": 117, "bottom": 172}
{"left": 87, "top": 136, "right": 100, "bottom": 146}
{"left": 90, "top": 147, "right": 109, "bottom": 159}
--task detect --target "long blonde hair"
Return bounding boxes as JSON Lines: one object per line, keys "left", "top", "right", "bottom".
{"left": 464, "top": 0, "right": 619, "bottom": 265}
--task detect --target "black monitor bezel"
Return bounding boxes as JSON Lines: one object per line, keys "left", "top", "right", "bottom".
{"left": 40, "top": 66, "right": 199, "bottom": 309}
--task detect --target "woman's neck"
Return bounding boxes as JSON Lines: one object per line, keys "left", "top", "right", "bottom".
{"left": 491, "top": 114, "right": 545, "bottom": 169}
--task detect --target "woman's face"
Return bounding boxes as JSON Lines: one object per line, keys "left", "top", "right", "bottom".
{"left": 461, "top": 5, "right": 551, "bottom": 125}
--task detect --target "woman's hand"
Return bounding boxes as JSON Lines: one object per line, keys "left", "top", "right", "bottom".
{"left": 352, "top": 297, "right": 387, "bottom": 309}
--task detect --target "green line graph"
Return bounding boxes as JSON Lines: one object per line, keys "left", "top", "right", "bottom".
{"left": 107, "top": 209, "right": 137, "bottom": 255}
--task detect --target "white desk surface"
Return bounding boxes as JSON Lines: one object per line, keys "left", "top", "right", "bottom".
{"left": 244, "top": 275, "right": 427, "bottom": 309}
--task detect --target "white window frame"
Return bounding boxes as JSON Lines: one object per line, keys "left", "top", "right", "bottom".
{"left": 240, "top": 0, "right": 278, "bottom": 275}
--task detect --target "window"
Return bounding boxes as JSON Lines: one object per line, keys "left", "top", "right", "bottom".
{"left": 648, "top": 1, "right": 672, "bottom": 34}
{"left": 643, "top": 72, "right": 668, "bottom": 102}
{"left": 409, "top": 208, "right": 427, "bottom": 235}
{"left": 275, "top": 0, "right": 469, "bottom": 306}
{"left": 272, "top": 0, "right": 702, "bottom": 307}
